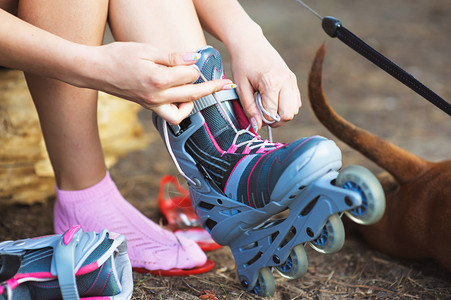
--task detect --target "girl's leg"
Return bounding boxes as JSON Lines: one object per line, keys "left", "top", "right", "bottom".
{"left": 18, "top": 0, "right": 108, "bottom": 190}
{"left": 108, "top": 0, "right": 207, "bottom": 52}
{"left": 18, "top": 0, "right": 207, "bottom": 271}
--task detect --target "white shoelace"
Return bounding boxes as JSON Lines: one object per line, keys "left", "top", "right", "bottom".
{"left": 231, "top": 125, "right": 274, "bottom": 151}
{"left": 163, "top": 72, "right": 281, "bottom": 187}
{"left": 255, "top": 93, "right": 281, "bottom": 141}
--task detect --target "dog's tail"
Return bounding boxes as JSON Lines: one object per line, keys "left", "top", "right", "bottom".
{"left": 308, "top": 44, "right": 429, "bottom": 184}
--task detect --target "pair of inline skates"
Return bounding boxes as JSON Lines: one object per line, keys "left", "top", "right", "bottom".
{"left": 153, "top": 46, "right": 385, "bottom": 297}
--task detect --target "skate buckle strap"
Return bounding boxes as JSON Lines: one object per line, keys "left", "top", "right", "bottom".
{"left": 53, "top": 225, "right": 83, "bottom": 300}
{"left": 190, "top": 89, "right": 238, "bottom": 116}
{"left": 0, "top": 254, "right": 22, "bottom": 283}
{"left": 0, "top": 226, "right": 133, "bottom": 300}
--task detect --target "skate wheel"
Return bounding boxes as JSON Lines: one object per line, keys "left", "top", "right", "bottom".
{"left": 309, "top": 213, "right": 345, "bottom": 254}
{"left": 275, "top": 244, "right": 308, "bottom": 279}
{"left": 251, "top": 267, "right": 276, "bottom": 297}
{"left": 336, "top": 165, "right": 386, "bottom": 225}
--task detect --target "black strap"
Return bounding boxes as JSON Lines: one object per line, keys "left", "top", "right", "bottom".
{"left": 322, "top": 16, "right": 451, "bottom": 116}
{"left": 0, "top": 254, "right": 22, "bottom": 282}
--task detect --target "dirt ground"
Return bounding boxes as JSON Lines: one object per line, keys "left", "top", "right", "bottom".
{"left": 1, "top": 0, "right": 451, "bottom": 299}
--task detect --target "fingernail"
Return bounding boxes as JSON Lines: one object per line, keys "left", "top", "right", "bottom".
{"left": 182, "top": 52, "right": 201, "bottom": 62}
{"left": 222, "top": 83, "right": 237, "bottom": 90}
{"left": 250, "top": 117, "right": 258, "bottom": 133}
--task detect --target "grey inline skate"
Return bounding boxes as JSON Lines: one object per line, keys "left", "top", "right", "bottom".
{"left": 0, "top": 225, "right": 132, "bottom": 300}
{"left": 153, "top": 46, "right": 385, "bottom": 296}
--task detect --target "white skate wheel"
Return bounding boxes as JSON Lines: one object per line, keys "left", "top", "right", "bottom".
{"left": 309, "top": 213, "right": 345, "bottom": 254}
{"left": 252, "top": 267, "right": 276, "bottom": 297}
{"left": 336, "top": 165, "right": 386, "bottom": 225}
{"left": 275, "top": 244, "right": 308, "bottom": 279}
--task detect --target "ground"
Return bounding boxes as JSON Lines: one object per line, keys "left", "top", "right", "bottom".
{"left": 1, "top": 0, "right": 451, "bottom": 299}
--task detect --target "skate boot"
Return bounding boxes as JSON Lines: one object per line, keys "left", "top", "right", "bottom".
{"left": 153, "top": 46, "right": 386, "bottom": 296}
{"left": 0, "top": 225, "right": 133, "bottom": 300}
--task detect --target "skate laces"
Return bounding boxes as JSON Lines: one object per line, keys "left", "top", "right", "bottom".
{"left": 163, "top": 69, "right": 282, "bottom": 187}
{"left": 227, "top": 93, "right": 283, "bottom": 153}
{"left": 196, "top": 71, "right": 281, "bottom": 154}
{"left": 229, "top": 124, "right": 279, "bottom": 154}
{"left": 255, "top": 93, "right": 281, "bottom": 142}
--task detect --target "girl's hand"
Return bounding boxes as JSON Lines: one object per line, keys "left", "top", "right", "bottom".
{"left": 229, "top": 40, "right": 301, "bottom": 130}
{"left": 83, "top": 42, "right": 232, "bottom": 124}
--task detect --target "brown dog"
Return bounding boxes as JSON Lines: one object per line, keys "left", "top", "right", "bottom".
{"left": 308, "top": 44, "right": 451, "bottom": 271}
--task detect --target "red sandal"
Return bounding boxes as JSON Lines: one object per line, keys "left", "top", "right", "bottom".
{"left": 158, "top": 175, "right": 221, "bottom": 252}
{"left": 133, "top": 259, "right": 215, "bottom": 276}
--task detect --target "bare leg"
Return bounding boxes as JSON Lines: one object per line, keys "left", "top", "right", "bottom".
{"left": 101, "top": 1, "right": 218, "bottom": 271}
{"left": 17, "top": 0, "right": 208, "bottom": 271}
{"left": 18, "top": 0, "right": 108, "bottom": 190}
{"left": 108, "top": 0, "right": 206, "bottom": 52}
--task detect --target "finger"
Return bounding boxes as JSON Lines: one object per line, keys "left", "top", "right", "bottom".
{"left": 236, "top": 79, "right": 262, "bottom": 131}
{"left": 259, "top": 89, "right": 280, "bottom": 124}
{"left": 153, "top": 102, "right": 195, "bottom": 125}
{"left": 271, "top": 84, "right": 302, "bottom": 128}
{"left": 149, "top": 50, "right": 202, "bottom": 67}
{"left": 155, "top": 78, "right": 233, "bottom": 104}
{"left": 153, "top": 64, "right": 201, "bottom": 88}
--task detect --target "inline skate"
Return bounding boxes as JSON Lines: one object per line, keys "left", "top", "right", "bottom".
{"left": 0, "top": 225, "right": 132, "bottom": 300}
{"left": 153, "top": 46, "right": 385, "bottom": 296}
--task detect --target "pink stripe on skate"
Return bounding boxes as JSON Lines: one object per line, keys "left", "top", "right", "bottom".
{"left": 84, "top": 263, "right": 108, "bottom": 295}
{"left": 76, "top": 261, "right": 99, "bottom": 275}
{"left": 203, "top": 122, "right": 225, "bottom": 155}
{"left": 14, "top": 272, "right": 55, "bottom": 280}
{"left": 31, "top": 234, "right": 57, "bottom": 240}
{"left": 242, "top": 146, "right": 251, "bottom": 154}
{"left": 197, "top": 50, "right": 223, "bottom": 82}
{"left": 64, "top": 225, "right": 81, "bottom": 245}
{"left": 98, "top": 268, "right": 112, "bottom": 295}
{"left": 246, "top": 151, "right": 272, "bottom": 207}
{"left": 6, "top": 278, "right": 20, "bottom": 289}
{"left": 231, "top": 100, "right": 251, "bottom": 131}
{"left": 14, "top": 261, "right": 100, "bottom": 282}
{"left": 256, "top": 147, "right": 267, "bottom": 154}
{"left": 226, "top": 144, "right": 238, "bottom": 154}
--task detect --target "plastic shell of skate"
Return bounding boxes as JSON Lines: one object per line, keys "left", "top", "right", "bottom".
{"left": 194, "top": 167, "right": 384, "bottom": 296}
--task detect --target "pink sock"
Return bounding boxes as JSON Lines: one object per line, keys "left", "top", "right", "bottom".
{"left": 54, "top": 171, "right": 207, "bottom": 271}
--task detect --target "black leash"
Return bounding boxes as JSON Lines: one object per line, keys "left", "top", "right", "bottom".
{"left": 296, "top": 0, "right": 451, "bottom": 116}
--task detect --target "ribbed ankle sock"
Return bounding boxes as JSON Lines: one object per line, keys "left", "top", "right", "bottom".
{"left": 54, "top": 172, "right": 207, "bottom": 271}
